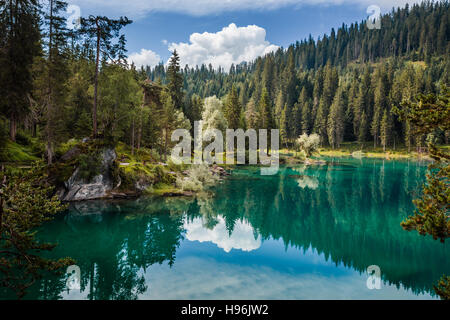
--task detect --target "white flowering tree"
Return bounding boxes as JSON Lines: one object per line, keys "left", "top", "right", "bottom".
{"left": 201, "top": 96, "right": 228, "bottom": 132}
{"left": 296, "top": 133, "right": 320, "bottom": 158}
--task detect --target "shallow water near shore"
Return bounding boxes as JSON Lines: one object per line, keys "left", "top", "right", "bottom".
{"left": 5, "top": 157, "right": 450, "bottom": 300}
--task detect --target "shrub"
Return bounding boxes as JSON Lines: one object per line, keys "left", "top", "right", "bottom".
{"left": 176, "top": 164, "right": 219, "bottom": 192}
{"left": 56, "top": 139, "right": 79, "bottom": 158}
{"left": 15, "top": 131, "right": 32, "bottom": 146}
{"left": 296, "top": 133, "right": 320, "bottom": 158}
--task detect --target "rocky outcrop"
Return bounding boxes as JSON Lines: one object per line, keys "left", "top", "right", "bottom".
{"left": 58, "top": 148, "right": 117, "bottom": 201}
{"left": 211, "top": 165, "right": 230, "bottom": 177}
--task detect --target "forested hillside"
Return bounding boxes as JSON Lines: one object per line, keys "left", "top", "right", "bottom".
{"left": 148, "top": 1, "right": 450, "bottom": 150}
{"left": 0, "top": 1, "right": 449, "bottom": 164}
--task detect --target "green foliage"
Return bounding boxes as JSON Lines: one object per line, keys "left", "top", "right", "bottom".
{"left": 15, "top": 131, "right": 32, "bottom": 146}
{"left": 78, "top": 152, "right": 102, "bottom": 182}
{"left": 79, "top": 15, "right": 132, "bottom": 137}
{"left": 225, "top": 84, "right": 242, "bottom": 129}
{"left": 0, "top": 0, "right": 41, "bottom": 142}
{"left": 258, "top": 88, "right": 274, "bottom": 130}
{"left": 176, "top": 164, "right": 219, "bottom": 192}
{"left": 394, "top": 88, "right": 449, "bottom": 300}
{"left": 394, "top": 89, "right": 450, "bottom": 245}
{"left": 327, "top": 87, "right": 346, "bottom": 149}
{"left": 167, "top": 50, "right": 184, "bottom": 110}
{"left": 118, "top": 162, "right": 177, "bottom": 192}
{"left": 55, "top": 139, "right": 79, "bottom": 158}
{"left": 0, "top": 163, "right": 74, "bottom": 298}
{"left": 434, "top": 275, "right": 450, "bottom": 300}
{"left": 0, "top": 141, "right": 39, "bottom": 163}
{"left": 401, "top": 162, "right": 449, "bottom": 242}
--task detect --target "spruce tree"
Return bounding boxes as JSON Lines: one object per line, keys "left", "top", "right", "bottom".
{"left": 327, "top": 87, "right": 346, "bottom": 149}
{"left": 259, "top": 88, "right": 274, "bottom": 130}
{"left": 380, "top": 109, "right": 393, "bottom": 152}
{"left": 296, "top": 87, "right": 310, "bottom": 135}
{"left": 0, "top": 0, "right": 41, "bottom": 141}
{"left": 358, "top": 111, "right": 368, "bottom": 145}
{"left": 44, "top": 0, "right": 70, "bottom": 164}
{"left": 225, "top": 84, "right": 242, "bottom": 129}
{"left": 167, "top": 50, "right": 184, "bottom": 110}
{"left": 280, "top": 104, "right": 289, "bottom": 148}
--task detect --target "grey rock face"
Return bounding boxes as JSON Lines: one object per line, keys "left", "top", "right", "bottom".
{"left": 60, "top": 147, "right": 117, "bottom": 201}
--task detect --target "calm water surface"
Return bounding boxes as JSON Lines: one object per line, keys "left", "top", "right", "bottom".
{"left": 12, "top": 158, "right": 450, "bottom": 299}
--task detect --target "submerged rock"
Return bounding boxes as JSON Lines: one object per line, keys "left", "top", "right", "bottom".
{"left": 59, "top": 147, "right": 117, "bottom": 201}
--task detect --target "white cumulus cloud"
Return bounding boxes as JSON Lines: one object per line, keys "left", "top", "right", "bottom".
{"left": 128, "top": 48, "right": 161, "bottom": 68}
{"left": 168, "top": 23, "right": 279, "bottom": 71}
{"left": 68, "top": 1, "right": 426, "bottom": 18}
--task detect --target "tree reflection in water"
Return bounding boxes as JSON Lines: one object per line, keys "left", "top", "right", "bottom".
{"left": 18, "top": 158, "right": 449, "bottom": 299}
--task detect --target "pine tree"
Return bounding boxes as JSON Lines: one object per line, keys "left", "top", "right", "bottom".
{"left": 298, "top": 87, "right": 311, "bottom": 134}
{"left": 0, "top": 164, "right": 75, "bottom": 298}
{"left": 314, "top": 97, "right": 328, "bottom": 145}
{"left": 353, "top": 77, "right": 366, "bottom": 138}
{"left": 371, "top": 69, "right": 389, "bottom": 147}
{"left": 167, "top": 50, "right": 184, "bottom": 110}
{"left": 79, "top": 15, "right": 132, "bottom": 138}
{"left": 245, "top": 98, "right": 258, "bottom": 129}
{"left": 44, "top": 0, "right": 70, "bottom": 164}
{"left": 274, "top": 90, "right": 285, "bottom": 128}
{"left": 258, "top": 88, "right": 274, "bottom": 130}
{"left": 225, "top": 84, "right": 242, "bottom": 129}
{"left": 282, "top": 48, "right": 297, "bottom": 107}
{"left": 0, "top": 0, "right": 41, "bottom": 141}
{"left": 280, "top": 104, "right": 289, "bottom": 147}
{"left": 261, "top": 55, "right": 275, "bottom": 99}
{"left": 380, "top": 109, "right": 393, "bottom": 152}
{"left": 327, "top": 88, "right": 346, "bottom": 149}
{"left": 358, "top": 111, "right": 368, "bottom": 145}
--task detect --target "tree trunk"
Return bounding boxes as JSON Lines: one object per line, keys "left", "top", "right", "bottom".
{"left": 137, "top": 106, "right": 142, "bottom": 150}
{"left": 46, "top": 139, "right": 53, "bottom": 165}
{"left": 9, "top": 114, "right": 16, "bottom": 142}
{"left": 0, "top": 173, "right": 4, "bottom": 237}
{"left": 164, "top": 128, "right": 168, "bottom": 162}
{"left": 131, "top": 117, "right": 135, "bottom": 156}
{"left": 93, "top": 20, "right": 100, "bottom": 138}
{"left": 46, "top": 94, "right": 54, "bottom": 165}
{"left": 47, "top": 0, "right": 54, "bottom": 165}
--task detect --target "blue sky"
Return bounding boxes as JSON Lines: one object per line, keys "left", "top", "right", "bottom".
{"left": 67, "top": 1, "right": 423, "bottom": 70}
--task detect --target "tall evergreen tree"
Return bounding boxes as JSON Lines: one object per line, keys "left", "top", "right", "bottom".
{"left": 258, "top": 88, "right": 274, "bottom": 130}
{"left": 380, "top": 109, "right": 393, "bottom": 151}
{"left": 0, "top": 0, "right": 41, "bottom": 141}
{"left": 327, "top": 87, "right": 346, "bottom": 149}
{"left": 43, "top": 0, "right": 69, "bottom": 164}
{"left": 167, "top": 50, "right": 184, "bottom": 110}
{"left": 225, "top": 84, "right": 242, "bottom": 129}
{"left": 297, "top": 87, "right": 311, "bottom": 134}
{"left": 358, "top": 111, "right": 369, "bottom": 145}
{"left": 371, "top": 68, "right": 390, "bottom": 147}
{"left": 79, "top": 15, "right": 132, "bottom": 138}
{"left": 279, "top": 104, "right": 289, "bottom": 147}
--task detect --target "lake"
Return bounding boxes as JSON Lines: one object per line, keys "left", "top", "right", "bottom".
{"left": 10, "top": 157, "right": 450, "bottom": 299}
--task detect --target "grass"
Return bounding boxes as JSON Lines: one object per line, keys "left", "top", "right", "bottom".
{"left": 146, "top": 182, "right": 186, "bottom": 196}
{"left": 0, "top": 140, "right": 39, "bottom": 163}
{"left": 314, "top": 142, "right": 443, "bottom": 160}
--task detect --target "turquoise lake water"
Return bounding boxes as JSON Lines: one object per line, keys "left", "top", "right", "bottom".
{"left": 8, "top": 157, "right": 450, "bottom": 299}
